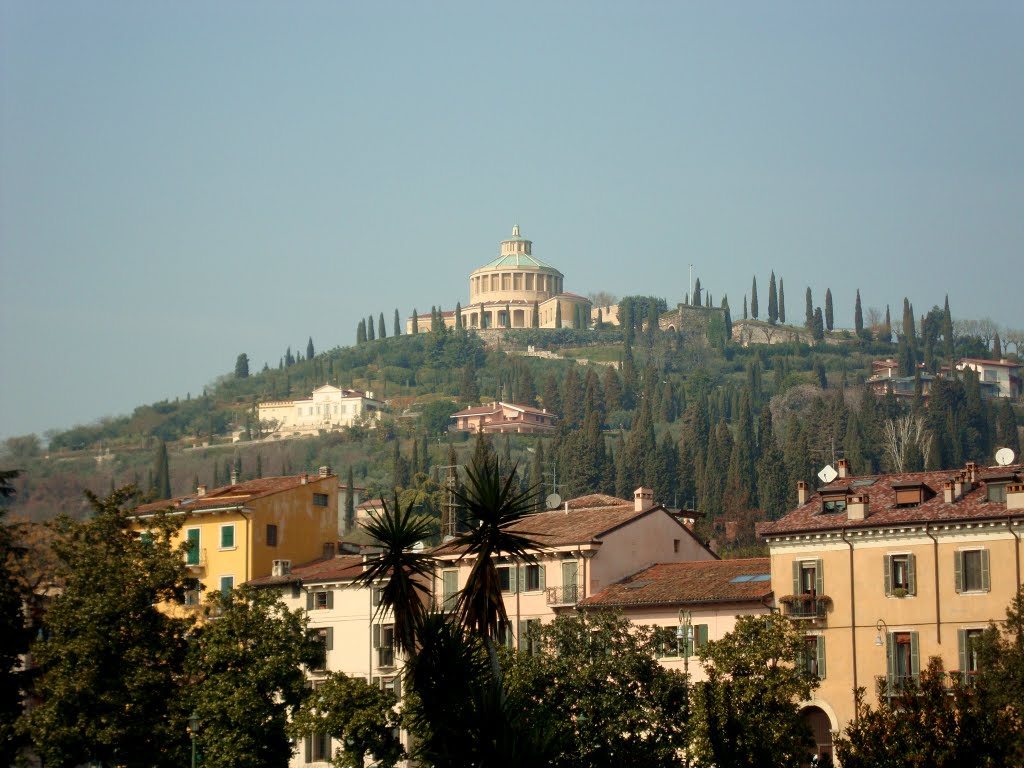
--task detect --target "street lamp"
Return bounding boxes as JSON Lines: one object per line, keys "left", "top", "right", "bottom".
{"left": 874, "top": 619, "right": 888, "bottom": 647}
{"left": 188, "top": 711, "right": 200, "bottom": 768}
{"left": 675, "top": 611, "right": 693, "bottom": 768}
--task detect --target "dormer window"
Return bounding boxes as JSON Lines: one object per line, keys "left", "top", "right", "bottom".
{"left": 892, "top": 482, "right": 935, "bottom": 508}
{"left": 821, "top": 492, "right": 848, "bottom": 514}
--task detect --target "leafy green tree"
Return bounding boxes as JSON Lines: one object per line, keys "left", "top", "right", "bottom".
{"left": 690, "top": 614, "right": 815, "bottom": 768}
{"left": 0, "top": 476, "right": 30, "bottom": 765}
{"left": 750, "top": 276, "right": 758, "bottom": 319}
{"left": 289, "top": 671, "right": 403, "bottom": 768}
{"left": 505, "top": 611, "right": 689, "bottom": 768}
{"left": 767, "top": 271, "right": 778, "bottom": 323}
{"left": 975, "top": 585, "right": 1024, "bottom": 764}
{"left": 234, "top": 352, "right": 249, "bottom": 379}
{"left": 188, "top": 586, "right": 321, "bottom": 768}
{"left": 26, "top": 488, "right": 193, "bottom": 768}
{"left": 835, "top": 657, "right": 1009, "bottom": 768}
{"left": 778, "top": 277, "right": 786, "bottom": 323}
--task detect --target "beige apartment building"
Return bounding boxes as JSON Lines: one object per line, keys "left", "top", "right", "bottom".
{"left": 431, "top": 488, "right": 716, "bottom": 650}
{"left": 760, "top": 457, "right": 1024, "bottom": 760}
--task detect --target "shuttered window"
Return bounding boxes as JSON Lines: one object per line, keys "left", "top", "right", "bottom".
{"left": 185, "top": 528, "right": 201, "bottom": 565}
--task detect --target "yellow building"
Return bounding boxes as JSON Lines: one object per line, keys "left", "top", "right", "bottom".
{"left": 132, "top": 470, "right": 339, "bottom": 607}
{"left": 406, "top": 225, "right": 592, "bottom": 332}
{"left": 760, "top": 458, "right": 1024, "bottom": 761}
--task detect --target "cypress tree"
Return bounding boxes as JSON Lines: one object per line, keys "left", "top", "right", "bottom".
{"left": 621, "top": 340, "right": 637, "bottom": 409}
{"left": 344, "top": 468, "right": 355, "bottom": 533}
{"left": 942, "top": 295, "right": 954, "bottom": 361}
{"left": 884, "top": 305, "right": 892, "bottom": 341}
{"left": 721, "top": 296, "right": 732, "bottom": 339}
{"left": 993, "top": 332, "right": 1002, "bottom": 359}
{"left": 394, "top": 309, "right": 402, "bottom": 336}
{"left": 767, "top": 271, "right": 778, "bottom": 324}
{"left": 561, "top": 367, "right": 584, "bottom": 429}
{"left": 413, "top": 310, "right": 420, "bottom": 334}
{"left": 812, "top": 307, "right": 825, "bottom": 341}
{"left": 234, "top": 353, "right": 249, "bottom": 379}
{"left": 693, "top": 278, "right": 702, "bottom": 307}
{"left": 367, "top": 317, "right": 375, "bottom": 341}
{"left": 378, "top": 313, "right": 386, "bottom": 339}
{"left": 542, "top": 374, "right": 562, "bottom": 416}
{"left": 555, "top": 302, "right": 562, "bottom": 329}
{"left": 603, "top": 366, "right": 623, "bottom": 413}
{"left": 778, "top": 278, "right": 786, "bottom": 324}
{"left": 152, "top": 440, "right": 171, "bottom": 500}
{"left": 756, "top": 407, "right": 788, "bottom": 519}
{"left": 307, "top": 337, "right": 315, "bottom": 360}
{"left": 460, "top": 362, "right": 479, "bottom": 402}
{"left": 805, "top": 288, "right": 814, "bottom": 330}
{"left": 854, "top": 289, "right": 864, "bottom": 337}
{"left": 902, "top": 298, "right": 915, "bottom": 345}
{"left": 750, "top": 277, "right": 759, "bottom": 319}
{"left": 455, "top": 302, "right": 463, "bottom": 332}
{"left": 824, "top": 289, "right": 834, "bottom": 331}
{"left": 256, "top": 454, "right": 262, "bottom": 479}
{"left": 743, "top": 296, "right": 748, "bottom": 320}
{"left": 532, "top": 300, "right": 540, "bottom": 328}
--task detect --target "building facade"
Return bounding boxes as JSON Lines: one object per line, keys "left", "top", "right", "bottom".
{"left": 449, "top": 401, "right": 559, "bottom": 434}
{"left": 258, "top": 385, "right": 383, "bottom": 437}
{"left": 956, "top": 358, "right": 1023, "bottom": 399}
{"left": 760, "top": 458, "right": 1024, "bottom": 760}
{"left": 406, "top": 226, "right": 592, "bottom": 333}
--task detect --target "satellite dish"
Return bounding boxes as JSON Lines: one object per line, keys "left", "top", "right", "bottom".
{"left": 818, "top": 464, "right": 839, "bottom": 484}
{"left": 995, "top": 447, "right": 1016, "bottom": 467}
{"left": 545, "top": 493, "right": 562, "bottom": 510}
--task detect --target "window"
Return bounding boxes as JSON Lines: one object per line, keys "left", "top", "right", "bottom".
{"left": 497, "top": 565, "right": 516, "bottom": 593}
{"left": 307, "top": 590, "right": 333, "bottom": 611}
{"left": 308, "top": 627, "right": 332, "bottom": 671}
{"left": 185, "top": 528, "right": 201, "bottom": 565}
{"left": 886, "top": 631, "right": 920, "bottom": 693}
{"left": 374, "top": 624, "right": 396, "bottom": 668}
{"left": 498, "top": 621, "right": 515, "bottom": 649}
{"left": 801, "top": 635, "right": 826, "bottom": 679}
{"left": 987, "top": 483, "right": 1007, "bottom": 503}
{"left": 184, "top": 588, "right": 200, "bottom": 606}
{"left": 654, "top": 623, "right": 709, "bottom": 658}
{"left": 521, "top": 564, "right": 545, "bottom": 592}
{"left": 219, "top": 576, "right": 234, "bottom": 600}
{"left": 442, "top": 569, "right": 459, "bottom": 610}
{"left": 266, "top": 524, "right": 278, "bottom": 547}
{"left": 958, "top": 628, "right": 984, "bottom": 683}
{"left": 518, "top": 618, "right": 542, "bottom": 656}
{"left": 220, "top": 524, "right": 235, "bottom": 549}
{"left": 955, "top": 549, "right": 990, "bottom": 593}
{"left": 371, "top": 584, "right": 385, "bottom": 607}
{"left": 304, "top": 733, "right": 330, "bottom": 763}
{"left": 884, "top": 553, "right": 916, "bottom": 596}
{"left": 313, "top": 493, "right": 329, "bottom": 507}
{"left": 821, "top": 495, "right": 847, "bottom": 514}
{"left": 793, "top": 559, "right": 823, "bottom": 596}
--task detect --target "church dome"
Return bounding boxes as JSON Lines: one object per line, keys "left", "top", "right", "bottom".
{"left": 469, "top": 226, "right": 563, "bottom": 305}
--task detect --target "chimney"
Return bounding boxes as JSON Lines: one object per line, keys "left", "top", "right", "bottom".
{"left": 837, "top": 458, "right": 850, "bottom": 479}
{"left": 797, "top": 480, "right": 809, "bottom": 506}
{"left": 954, "top": 472, "right": 965, "bottom": 499}
{"left": 272, "top": 559, "right": 291, "bottom": 577}
{"left": 847, "top": 494, "right": 868, "bottom": 521}
{"left": 724, "top": 521, "right": 739, "bottom": 542}
{"left": 197, "top": 485, "right": 207, "bottom": 496}
{"left": 1007, "top": 483, "right": 1024, "bottom": 511}
{"left": 319, "top": 465, "right": 331, "bottom": 477}
{"left": 966, "top": 461, "right": 978, "bottom": 483}
{"left": 634, "top": 487, "right": 655, "bottom": 512}
{"left": 943, "top": 480, "right": 955, "bottom": 504}
{"left": 300, "top": 475, "right": 308, "bottom": 485}
{"left": 230, "top": 468, "right": 239, "bottom": 485}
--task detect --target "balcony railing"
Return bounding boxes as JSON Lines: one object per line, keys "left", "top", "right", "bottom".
{"left": 781, "top": 596, "right": 828, "bottom": 620}
{"left": 877, "top": 671, "right": 978, "bottom": 699}
{"left": 185, "top": 548, "right": 207, "bottom": 571}
{"left": 546, "top": 585, "right": 580, "bottom": 606}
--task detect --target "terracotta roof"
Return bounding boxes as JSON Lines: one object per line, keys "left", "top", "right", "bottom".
{"left": 451, "top": 401, "right": 554, "bottom": 418}
{"left": 247, "top": 555, "right": 365, "bottom": 587}
{"left": 133, "top": 474, "right": 333, "bottom": 516}
{"left": 959, "top": 358, "right": 1021, "bottom": 369}
{"left": 579, "top": 558, "right": 772, "bottom": 608}
{"left": 433, "top": 494, "right": 659, "bottom": 554}
{"left": 760, "top": 464, "right": 1024, "bottom": 536}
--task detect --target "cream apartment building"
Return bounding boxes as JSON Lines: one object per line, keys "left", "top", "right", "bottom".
{"left": 258, "top": 385, "right": 383, "bottom": 437}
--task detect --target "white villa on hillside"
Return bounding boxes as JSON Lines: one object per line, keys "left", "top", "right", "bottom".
{"left": 257, "top": 385, "right": 383, "bottom": 437}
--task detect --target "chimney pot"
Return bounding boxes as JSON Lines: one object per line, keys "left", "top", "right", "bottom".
{"left": 1006, "top": 483, "right": 1024, "bottom": 510}
{"left": 847, "top": 493, "right": 868, "bottom": 521}
{"left": 797, "top": 480, "right": 809, "bottom": 506}
{"left": 197, "top": 485, "right": 207, "bottom": 496}
{"left": 634, "top": 487, "right": 655, "bottom": 513}
{"left": 319, "top": 465, "right": 331, "bottom": 477}
{"left": 837, "top": 458, "right": 849, "bottom": 479}
{"left": 943, "top": 480, "right": 955, "bottom": 504}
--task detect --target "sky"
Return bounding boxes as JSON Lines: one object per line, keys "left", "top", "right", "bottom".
{"left": 1, "top": 2, "right": 1022, "bottom": 441}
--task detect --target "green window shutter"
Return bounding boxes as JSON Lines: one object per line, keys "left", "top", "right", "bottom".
{"left": 518, "top": 620, "right": 529, "bottom": 651}
{"left": 910, "top": 632, "right": 920, "bottom": 680}
{"left": 518, "top": 565, "right": 526, "bottom": 593}
{"left": 305, "top": 735, "right": 312, "bottom": 763}
{"left": 307, "top": 591, "right": 314, "bottom": 611}
{"left": 326, "top": 591, "right": 334, "bottom": 609}
{"left": 393, "top": 675, "right": 402, "bottom": 699}
{"left": 186, "top": 529, "right": 200, "bottom": 565}
{"left": 372, "top": 676, "right": 380, "bottom": 689}
{"left": 908, "top": 554, "right": 917, "bottom": 596}
{"left": 954, "top": 551, "right": 963, "bottom": 593}
{"left": 980, "top": 549, "right": 991, "bottom": 592}
{"left": 325, "top": 627, "right": 333, "bottom": 651}
{"left": 816, "top": 636, "right": 826, "bottom": 680}
{"left": 373, "top": 624, "right": 381, "bottom": 649}
{"left": 885, "top": 633, "right": 895, "bottom": 688}
{"left": 220, "top": 576, "right": 233, "bottom": 598}
{"left": 697, "top": 624, "right": 709, "bottom": 649}
{"left": 814, "top": 559, "right": 824, "bottom": 595}
{"left": 883, "top": 555, "right": 892, "bottom": 596}
{"left": 792, "top": 560, "right": 801, "bottom": 594}
{"left": 958, "top": 628, "right": 967, "bottom": 679}
{"left": 221, "top": 525, "right": 234, "bottom": 548}
{"left": 538, "top": 564, "right": 547, "bottom": 591}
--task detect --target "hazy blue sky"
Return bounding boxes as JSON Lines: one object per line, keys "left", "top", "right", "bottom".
{"left": 2, "top": 2, "right": 1021, "bottom": 440}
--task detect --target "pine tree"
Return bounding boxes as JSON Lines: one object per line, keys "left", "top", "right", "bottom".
{"left": 824, "top": 289, "right": 834, "bottom": 331}
{"left": 750, "top": 277, "right": 759, "bottom": 319}
{"left": 378, "top": 313, "right": 386, "bottom": 339}
{"left": 394, "top": 309, "right": 402, "bottom": 336}
{"left": 854, "top": 289, "right": 864, "bottom": 337}
{"left": 767, "top": 271, "right": 778, "bottom": 324}
{"left": 307, "top": 337, "right": 315, "bottom": 360}
{"left": 805, "top": 288, "right": 814, "bottom": 330}
{"left": 778, "top": 278, "right": 786, "bottom": 323}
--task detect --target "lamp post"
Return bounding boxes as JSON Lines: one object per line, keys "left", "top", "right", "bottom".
{"left": 676, "top": 610, "right": 693, "bottom": 768}
{"left": 874, "top": 618, "right": 888, "bottom": 647}
{"left": 188, "top": 711, "right": 200, "bottom": 768}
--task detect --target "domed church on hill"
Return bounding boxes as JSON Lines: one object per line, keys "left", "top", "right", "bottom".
{"left": 406, "top": 226, "right": 592, "bottom": 332}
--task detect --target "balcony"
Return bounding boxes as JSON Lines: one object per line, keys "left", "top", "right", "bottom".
{"left": 546, "top": 585, "right": 580, "bottom": 607}
{"left": 185, "top": 548, "right": 207, "bottom": 573}
{"left": 780, "top": 595, "right": 830, "bottom": 622}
